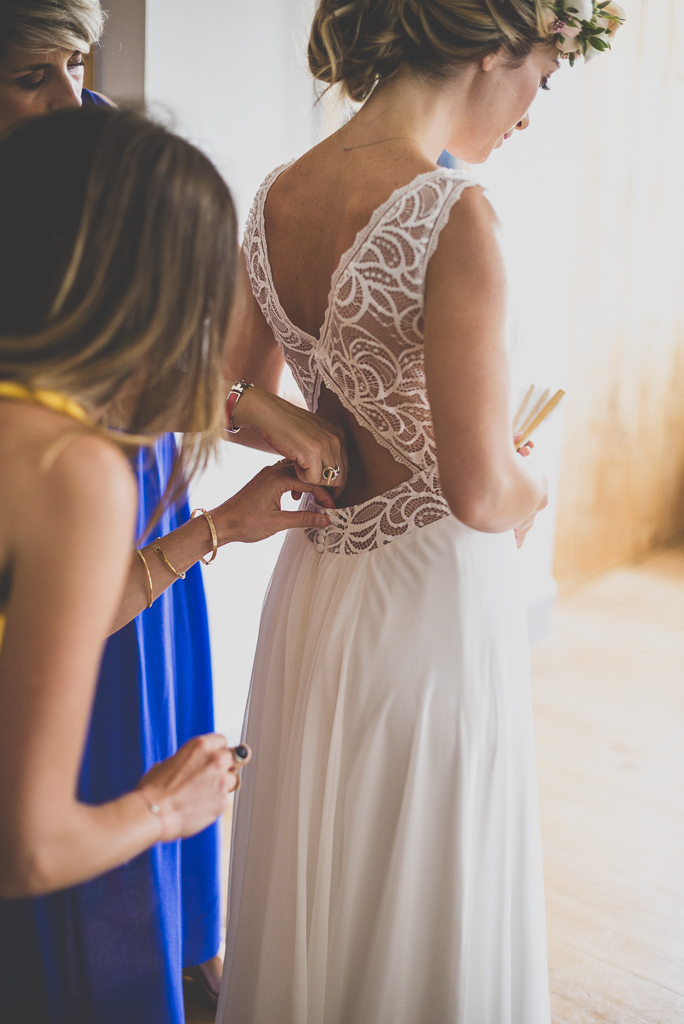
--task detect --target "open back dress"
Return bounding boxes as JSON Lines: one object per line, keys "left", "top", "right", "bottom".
{"left": 218, "top": 164, "right": 551, "bottom": 1024}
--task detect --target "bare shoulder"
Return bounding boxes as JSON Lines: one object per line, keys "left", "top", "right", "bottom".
{"left": 0, "top": 402, "right": 136, "bottom": 536}
{"left": 426, "top": 184, "right": 505, "bottom": 297}
{"left": 436, "top": 184, "right": 501, "bottom": 256}
{"left": 44, "top": 429, "right": 137, "bottom": 519}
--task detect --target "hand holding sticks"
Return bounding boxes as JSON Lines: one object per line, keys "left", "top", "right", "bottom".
{"left": 513, "top": 386, "right": 565, "bottom": 450}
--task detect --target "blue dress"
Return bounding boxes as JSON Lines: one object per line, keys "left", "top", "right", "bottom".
{"left": 0, "top": 105, "right": 221, "bottom": 1019}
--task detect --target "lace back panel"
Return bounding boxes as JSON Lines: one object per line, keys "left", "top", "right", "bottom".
{"left": 244, "top": 165, "right": 479, "bottom": 555}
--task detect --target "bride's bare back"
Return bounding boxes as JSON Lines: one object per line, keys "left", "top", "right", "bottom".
{"left": 263, "top": 136, "right": 435, "bottom": 507}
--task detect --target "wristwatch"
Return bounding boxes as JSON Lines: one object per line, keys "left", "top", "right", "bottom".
{"left": 225, "top": 380, "right": 254, "bottom": 433}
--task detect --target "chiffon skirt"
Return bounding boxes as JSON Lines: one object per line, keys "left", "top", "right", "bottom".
{"left": 218, "top": 514, "right": 550, "bottom": 1024}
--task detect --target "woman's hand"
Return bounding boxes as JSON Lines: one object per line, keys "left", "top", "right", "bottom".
{"left": 136, "top": 735, "right": 252, "bottom": 841}
{"left": 210, "top": 463, "right": 333, "bottom": 545}
{"left": 110, "top": 464, "right": 334, "bottom": 634}
{"left": 513, "top": 471, "right": 548, "bottom": 548}
{"left": 233, "top": 388, "right": 349, "bottom": 491}
{"left": 513, "top": 433, "right": 534, "bottom": 457}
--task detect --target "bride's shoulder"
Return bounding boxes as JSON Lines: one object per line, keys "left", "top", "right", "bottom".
{"left": 424, "top": 178, "right": 505, "bottom": 304}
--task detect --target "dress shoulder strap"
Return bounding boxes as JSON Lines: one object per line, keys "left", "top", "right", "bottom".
{"left": 354, "top": 168, "right": 483, "bottom": 279}
{"left": 0, "top": 382, "right": 90, "bottom": 425}
{"left": 243, "top": 161, "right": 294, "bottom": 301}
{"left": 0, "top": 381, "right": 92, "bottom": 470}
{"left": 421, "top": 170, "right": 484, "bottom": 267}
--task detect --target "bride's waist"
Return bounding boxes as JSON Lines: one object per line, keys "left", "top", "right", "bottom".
{"left": 303, "top": 469, "right": 450, "bottom": 556}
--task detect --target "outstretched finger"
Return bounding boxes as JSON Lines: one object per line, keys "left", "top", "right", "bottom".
{"left": 271, "top": 510, "right": 330, "bottom": 533}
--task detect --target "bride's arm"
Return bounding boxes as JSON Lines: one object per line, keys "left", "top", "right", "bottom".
{"left": 424, "top": 187, "right": 547, "bottom": 535}
{"left": 220, "top": 256, "right": 349, "bottom": 492}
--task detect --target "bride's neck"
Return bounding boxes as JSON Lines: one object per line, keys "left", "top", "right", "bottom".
{"left": 343, "top": 68, "right": 475, "bottom": 164}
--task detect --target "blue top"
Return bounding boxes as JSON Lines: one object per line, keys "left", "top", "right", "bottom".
{"left": 0, "top": 90, "right": 220, "bottom": 1024}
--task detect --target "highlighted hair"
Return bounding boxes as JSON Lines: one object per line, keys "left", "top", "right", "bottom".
{"left": 0, "top": 109, "right": 238, "bottom": 520}
{"left": 309, "top": 0, "right": 551, "bottom": 102}
{"left": 0, "top": 0, "right": 104, "bottom": 59}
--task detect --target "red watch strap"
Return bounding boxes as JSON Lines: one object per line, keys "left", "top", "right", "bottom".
{"left": 225, "top": 389, "right": 240, "bottom": 431}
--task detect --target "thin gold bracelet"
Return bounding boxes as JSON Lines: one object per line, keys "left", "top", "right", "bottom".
{"left": 191, "top": 508, "right": 218, "bottom": 564}
{"left": 133, "top": 790, "right": 164, "bottom": 841}
{"left": 152, "top": 541, "right": 186, "bottom": 580}
{"left": 136, "top": 548, "right": 154, "bottom": 609}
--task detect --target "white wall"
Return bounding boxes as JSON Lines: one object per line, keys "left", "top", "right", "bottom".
{"left": 464, "top": 60, "right": 584, "bottom": 635}
{"left": 97, "top": 0, "right": 145, "bottom": 104}
{"left": 145, "top": 0, "right": 317, "bottom": 224}
{"left": 144, "top": 2, "right": 580, "bottom": 737}
{"left": 145, "top": 0, "right": 318, "bottom": 741}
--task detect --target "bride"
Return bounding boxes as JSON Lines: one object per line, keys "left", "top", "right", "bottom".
{"left": 218, "top": 0, "right": 622, "bottom": 1021}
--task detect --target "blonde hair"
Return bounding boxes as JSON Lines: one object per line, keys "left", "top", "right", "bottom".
{"left": 0, "top": 0, "right": 104, "bottom": 59}
{"left": 0, "top": 108, "right": 238, "bottom": 512}
{"left": 309, "top": 0, "right": 551, "bottom": 102}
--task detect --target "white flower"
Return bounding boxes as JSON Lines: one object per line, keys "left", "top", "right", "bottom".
{"left": 558, "top": 33, "right": 582, "bottom": 53}
{"left": 563, "top": 0, "right": 593, "bottom": 22}
{"left": 597, "top": 0, "right": 626, "bottom": 36}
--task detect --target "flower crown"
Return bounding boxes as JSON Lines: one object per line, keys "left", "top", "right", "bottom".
{"left": 542, "top": 0, "right": 625, "bottom": 65}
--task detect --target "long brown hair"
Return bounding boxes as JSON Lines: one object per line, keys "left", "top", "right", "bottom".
{"left": 0, "top": 108, "right": 238, "bottom": 509}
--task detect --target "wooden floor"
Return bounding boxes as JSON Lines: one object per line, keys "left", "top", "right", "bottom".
{"left": 186, "top": 543, "right": 684, "bottom": 1022}
{"left": 534, "top": 543, "right": 684, "bottom": 1022}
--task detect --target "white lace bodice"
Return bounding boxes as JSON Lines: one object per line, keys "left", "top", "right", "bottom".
{"left": 244, "top": 163, "right": 480, "bottom": 555}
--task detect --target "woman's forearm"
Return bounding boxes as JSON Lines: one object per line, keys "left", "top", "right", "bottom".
{"left": 109, "top": 513, "right": 219, "bottom": 634}
{"left": 221, "top": 424, "right": 278, "bottom": 454}
{"left": 1, "top": 792, "right": 161, "bottom": 898}
{"left": 442, "top": 457, "right": 546, "bottom": 534}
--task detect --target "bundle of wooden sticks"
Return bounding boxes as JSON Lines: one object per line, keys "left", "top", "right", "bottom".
{"left": 513, "top": 385, "right": 565, "bottom": 450}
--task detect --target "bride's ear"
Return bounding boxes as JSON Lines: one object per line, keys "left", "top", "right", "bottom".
{"left": 480, "top": 48, "right": 507, "bottom": 73}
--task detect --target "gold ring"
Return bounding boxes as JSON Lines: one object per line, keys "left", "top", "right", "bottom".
{"left": 232, "top": 772, "right": 242, "bottom": 793}
{"left": 277, "top": 458, "right": 294, "bottom": 467}
{"left": 322, "top": 465, "right": 340, "bottom": 486}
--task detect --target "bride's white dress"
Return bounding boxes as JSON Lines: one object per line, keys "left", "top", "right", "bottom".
{"left": 217, "top": 165, "right": 550, "bottom": 1024}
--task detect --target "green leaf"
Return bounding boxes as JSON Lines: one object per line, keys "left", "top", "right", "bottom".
{"left": 588, "top": 35, "right": 608, "bottom": 48}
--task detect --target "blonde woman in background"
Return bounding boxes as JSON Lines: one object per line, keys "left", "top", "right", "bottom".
{"left": 218, "top": 0, "right": 621, "bottom": 1020}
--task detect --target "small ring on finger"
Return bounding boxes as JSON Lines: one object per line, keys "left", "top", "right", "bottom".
{"left": 322, "top": 465, "right": 340, "bottom": 486}
{"left": 232, "top": 772, "right": 242, "bottom": 793}
{"left": 277, "top": 458, "right": 294, "bottom": 468}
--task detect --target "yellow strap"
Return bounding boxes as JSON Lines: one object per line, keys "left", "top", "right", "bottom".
{"left": 0, "top": 381, "right": 91, "bottom": 426}
{"left": 0, "top": 614, "right": 5, "bottom": 651}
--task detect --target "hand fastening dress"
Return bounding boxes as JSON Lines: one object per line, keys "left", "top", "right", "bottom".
{"left": 218, "top": 165, "right": 551, "bottom": 1024}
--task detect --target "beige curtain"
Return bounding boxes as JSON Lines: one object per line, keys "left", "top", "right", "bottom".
{"left": 554, "top": 0, "right": 684, "bottom": 585}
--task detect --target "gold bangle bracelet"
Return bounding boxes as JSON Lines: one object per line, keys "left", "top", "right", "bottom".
{"left": 136, "top": 548, "right": 154, "bottom": 609}
{"left": 191, "top": 508, "right": 218, "bottom": 565}
{"left": 152, "top": 542, "right": 186, "bottom": 580}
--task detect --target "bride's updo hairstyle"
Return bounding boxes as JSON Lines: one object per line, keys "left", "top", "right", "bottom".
{"left": 309, "top": 0, "right": 551, "bottom": 102}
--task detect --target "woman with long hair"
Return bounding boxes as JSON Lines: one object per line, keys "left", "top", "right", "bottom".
{"left": 0, "top": 2, "right": 344, "bottom": 1018}
{"left": 218, "top": 0, "right": 623, "bottom": 1020}
{"left": 0, "top": 107, "right": 334, "bottom": 1022}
